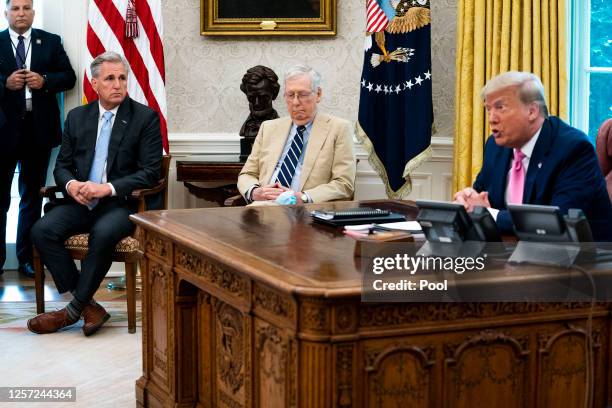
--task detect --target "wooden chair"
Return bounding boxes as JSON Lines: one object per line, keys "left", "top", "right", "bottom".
{"left": 224, "top": 194, "right": 247, "bottom": 206}
{"left": 32, "top": 155, "right": 171, "bottom": 334}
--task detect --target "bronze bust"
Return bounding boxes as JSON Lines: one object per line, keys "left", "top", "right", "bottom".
{"left": 239, "top": 65, "right": 280, "bottom": 158}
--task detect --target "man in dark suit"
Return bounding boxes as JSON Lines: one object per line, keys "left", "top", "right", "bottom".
{"left": 0, "top": 0, "right": 76, "bottom": 277}
{"left": 0, "top": 80, "right": 5, "bottom": 129}
{"left": 454, "top": 71, "right": 612, "bottom": 241}
{"left": 27, "top": 51, "right": 162, "bottom": 336}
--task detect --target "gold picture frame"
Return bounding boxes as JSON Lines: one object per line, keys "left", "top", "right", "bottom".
{"left": 201, "top": 0, "right": 336, "bottom": 36}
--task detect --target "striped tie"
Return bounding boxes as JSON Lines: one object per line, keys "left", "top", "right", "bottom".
{"left": 276, "top": 125, "right": 306, "bottom": 188}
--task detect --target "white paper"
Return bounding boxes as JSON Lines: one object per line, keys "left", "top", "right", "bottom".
{"left": 344, "top": 221, "right": 422, "bottom": 232}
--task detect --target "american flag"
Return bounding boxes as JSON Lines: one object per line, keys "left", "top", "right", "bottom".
{"left": 125, "top": 0, "right": 139, "bottom": 38}
{"left": 366, "top": 0, "right": 390, "bottom": 33}
{"left": 83, "top": 0, "right": 168, "bottom": 153}
{"left": 358, "top": 1, "right": 433, "bottom": 198}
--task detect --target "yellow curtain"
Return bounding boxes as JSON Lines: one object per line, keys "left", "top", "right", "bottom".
{"left": 452, "top": 0, "right": 568, "bottom": 192}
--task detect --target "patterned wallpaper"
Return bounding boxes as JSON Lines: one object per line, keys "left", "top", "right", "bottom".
{"left": 163, "top": 0, "right": 457, "bottom": 135}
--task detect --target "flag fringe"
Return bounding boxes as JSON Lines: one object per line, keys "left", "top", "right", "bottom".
{"left": 355, "top": 121, "right": 432, "bottom": 199}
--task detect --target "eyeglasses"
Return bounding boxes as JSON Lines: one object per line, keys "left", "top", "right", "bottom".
{"left": 284, "top": 91, "right": 314, "bottom": 102}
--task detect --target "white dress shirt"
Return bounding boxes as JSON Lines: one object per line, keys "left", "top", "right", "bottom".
{"left": 65, "top": 102, "right": 118, "bottom": 197}
{"left": 247, "top": 121, "right": 314, "bottom": 203}
{"left": 8, "top": 27, "right": 33, "bottom": 103}
{"left": 488, "top": 127, "right": 542, "bottom": 220}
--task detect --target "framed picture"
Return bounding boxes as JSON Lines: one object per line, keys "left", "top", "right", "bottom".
{"left": 201, "top": 0, "right": 336, "bottom": 36}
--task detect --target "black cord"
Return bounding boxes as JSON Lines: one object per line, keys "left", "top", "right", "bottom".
{"left": 570, "top": 263, "right": 596, "bottom": 408}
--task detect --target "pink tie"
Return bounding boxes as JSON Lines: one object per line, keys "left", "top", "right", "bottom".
{"left": 508, "top": 149, "right": 526, "bottom": 204}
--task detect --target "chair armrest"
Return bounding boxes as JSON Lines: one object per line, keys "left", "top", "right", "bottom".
{"left": 39, "top": 185, "right": 62, "bottom": 199}
{"left": 132, "top": 178, "right": 168, "bottom": 212}
{"left": 131, "top": 180, "right": 166, "bottom": 200}
{"left": 224, "top": 194, "right": 247, "bottom": 207}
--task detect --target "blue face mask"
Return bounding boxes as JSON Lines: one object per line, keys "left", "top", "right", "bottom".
{"left": 276, "top": 190, "right": 297, "bottom": 205}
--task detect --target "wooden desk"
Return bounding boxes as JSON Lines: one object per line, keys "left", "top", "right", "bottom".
{"left": 176, "top": 155, "right": 245, "bottom": 206}
{"left": 131, "top": 201, "right": 612, "bottom": 407}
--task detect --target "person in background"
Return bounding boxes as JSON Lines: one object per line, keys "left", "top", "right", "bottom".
{"left": 27, "top": 51, "right": 161, "bottom": 336}
{"left": 238, "top": 64, "right": 356, "bottom": 204}
{"left": 0, "top": 0, "right": 76, "bottom": 277}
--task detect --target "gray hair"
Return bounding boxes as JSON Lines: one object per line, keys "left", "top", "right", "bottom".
{"left": 481, "top": 71, "right": 549, "bottom": 118}
{"left": 6, "top": 0, "right": 33, "bottom": 7}
{"left": 90, "top": 51, "right": 130, "bottom": 79}
{"left": 284, "top": 64, "right": 322, "bottom": 93}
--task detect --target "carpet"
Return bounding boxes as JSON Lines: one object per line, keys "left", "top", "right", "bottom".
{"left": 0, "top": 302, "right": 143, "bottom": 408}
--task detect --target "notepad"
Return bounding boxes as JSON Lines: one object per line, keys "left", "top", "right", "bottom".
{"left": 310, "top": 207, "right": 407, "bottom": 226}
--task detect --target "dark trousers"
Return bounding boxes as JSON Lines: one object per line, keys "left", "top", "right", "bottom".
{"left": 31, "top": 199, "right": 136, "bottom": 303}
{"left": 0, "top": 113, "right": 51, "bottom": 268}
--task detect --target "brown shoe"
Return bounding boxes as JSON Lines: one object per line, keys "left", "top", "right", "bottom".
{"left": 27, "top": 308, "right": 79, "bottom": 334}
{"left": 81, "top": 302, "right": 110, "bottom": 336}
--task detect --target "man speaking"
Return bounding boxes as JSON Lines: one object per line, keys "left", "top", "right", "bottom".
{"left": 454, "top": 71, "right": 612, "bottom": 241}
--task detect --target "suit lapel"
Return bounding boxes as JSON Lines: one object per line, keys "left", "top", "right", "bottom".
{"left": 491, "top": 147, "right": 512, "bottom": 208}
{"left": 523, "top": 119, "right": 553, "bottom": 203}
{"left": 263, "top": 117, "right": 292, "bottom": 183}
{"left": 83, "top": 103, "right": 101, "bottom": 179}
{"left": 29, "top": 29, "right": 41, "bottom": 72}
{"left": 299, "top": 113, "right": 330, "bottom": 191}
{"left": 0, "top": 30, "right": 17, "bottom": 72}
{"left": 106, "top": 98, "right": 131, "bottom": 172}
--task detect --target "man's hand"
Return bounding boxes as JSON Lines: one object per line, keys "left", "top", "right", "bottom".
{"left": 293, "top": 191, "right": 305, "bottom": 205}
{"left": 453, "top": 187, "right": 491, "bottom": 212}
{"left": 78, "top": 181, "right": 112, "bottom": 201}
{"left": 6, "top": 69, "right": 26, "bottom": 91}
{"left": 465, "top": 191, "right": 491, "bottom": 212}
{"left": 251, "top": 183, "right": 288, "bottom": 201}
{"left": 25, "top": 70, "right": 45, "bottom": 90}
{"left": 67, "top": 181, "right": 92, "bottom": 206}
{"left": 453, "top": 187, "right": 478, "bottom": 208}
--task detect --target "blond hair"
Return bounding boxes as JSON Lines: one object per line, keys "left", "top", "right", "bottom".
{"left": 481, "top": 71, "right": 549, "bottom": 118}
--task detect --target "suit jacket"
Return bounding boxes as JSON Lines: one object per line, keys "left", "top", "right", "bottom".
{"left": 0, "top": 28, "right": 76, "bottom": 151}
{"left": 238, "top": 112, "right": 356, "bottom": 203}
{"left": 54, "top": 97, "right": 162, "bottom": 203}
{"left": 0, "top": 80, "right": 5, "bottom": 128}
{"left": 473, "top": 116, "right": 612, "bottom": 241}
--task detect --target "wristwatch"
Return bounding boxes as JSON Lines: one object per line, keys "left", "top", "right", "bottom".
{"left": 300, "top": 193, "right": 309, "bottom": 203}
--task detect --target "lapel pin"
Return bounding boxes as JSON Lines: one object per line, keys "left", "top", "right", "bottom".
{"left": 538, "top": 162, "right": 542, "bottom": 169}
{"left": 36, "top": 39, "right": 42, "bottom": 45}
{"left": 121, "top": 120, "right": 127, "bottom": 124}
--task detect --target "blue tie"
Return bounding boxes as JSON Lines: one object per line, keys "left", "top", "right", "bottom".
{"left": 16, "top": 36, "right": 26, "bottom": 112}
{"left": 16, "top": 35, "right": 26, "bottom": 68}
{"left": 87, "top": 111, "right": 114, "bottom": 208}
{"left": 276, "top": 125, "right": 306, "bottom": 188}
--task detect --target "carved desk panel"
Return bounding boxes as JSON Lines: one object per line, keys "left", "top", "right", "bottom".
{"left": 131, "top": 201, "right": 612, "bottom": 407}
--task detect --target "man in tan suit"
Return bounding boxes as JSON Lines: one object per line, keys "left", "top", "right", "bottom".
{"left": 238, "top": 64, "right": 356, "bottom": 204}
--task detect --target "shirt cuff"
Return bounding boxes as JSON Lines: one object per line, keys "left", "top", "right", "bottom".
{"left": 486, "top": 207, "right": 499, "bottom": 221}
{"left": 65, "top": 179, "right": 76, "bottom": 194}
{"left": 107, "top": 183, "right": 117, "bottom": 197}
{"left": 246, "top": 185, "right": 259, "bottom": 203}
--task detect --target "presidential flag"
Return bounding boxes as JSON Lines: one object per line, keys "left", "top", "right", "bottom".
{"left": 357, "top": 0, "right": 433, "bottom": 198}
{"left": 83, "top": 0, "right": 168, "bottom": 153}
